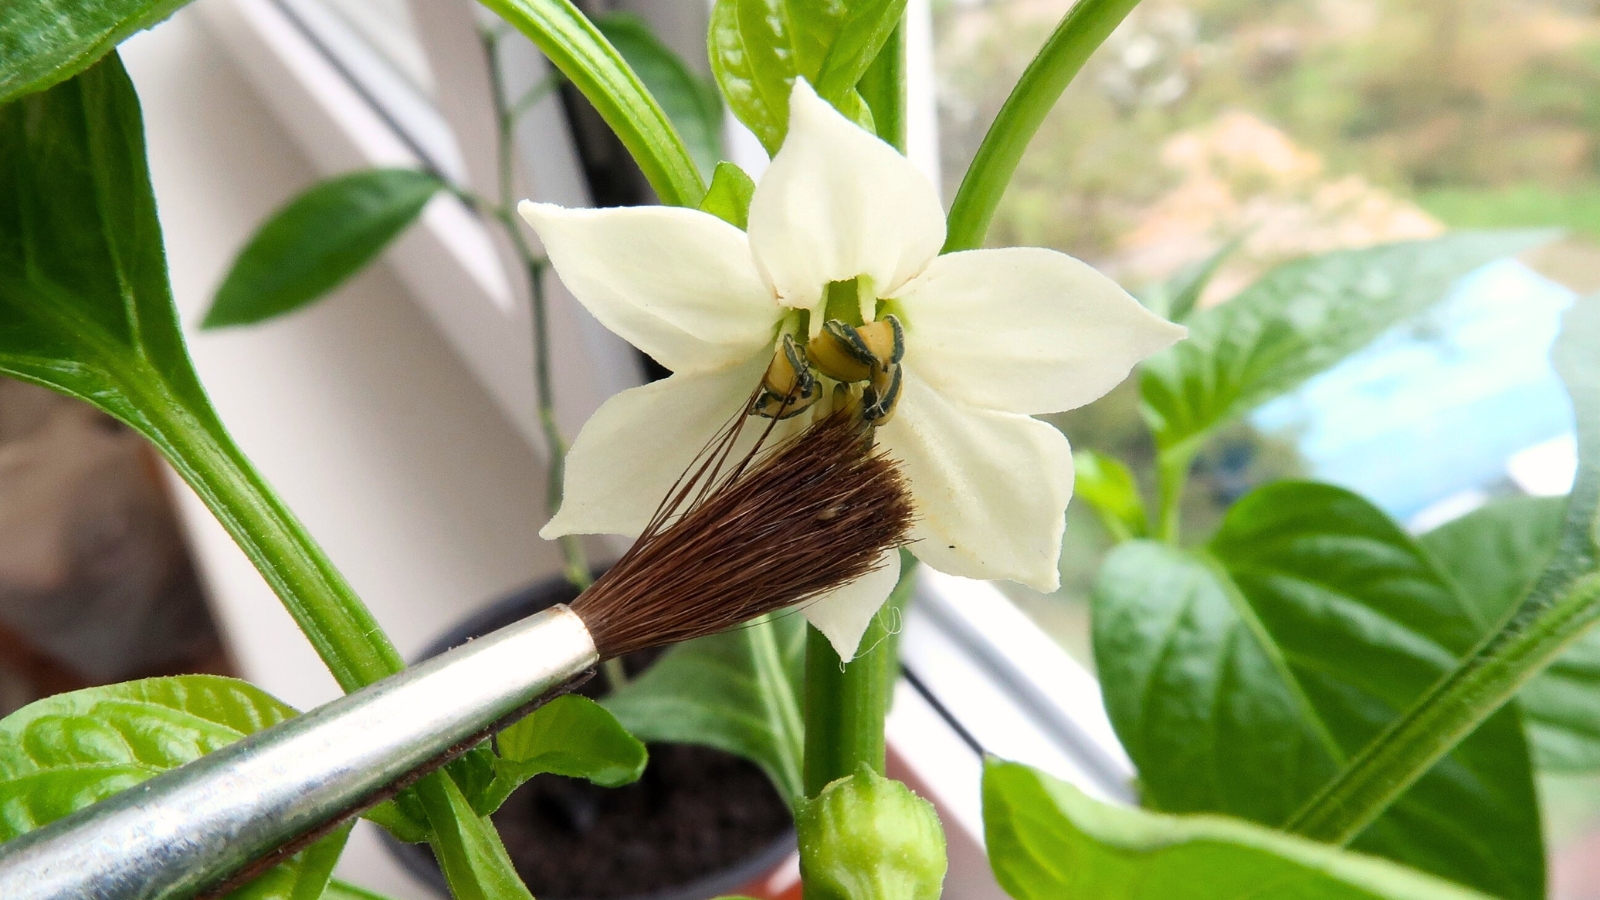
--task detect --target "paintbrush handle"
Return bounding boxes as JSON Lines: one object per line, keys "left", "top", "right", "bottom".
{"left": 0, "top": 604, "right": 598, "bottom": 900}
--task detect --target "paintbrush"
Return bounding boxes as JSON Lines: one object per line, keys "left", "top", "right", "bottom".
{"left": 0, "top": 408, "right": 913, "bottom": 900}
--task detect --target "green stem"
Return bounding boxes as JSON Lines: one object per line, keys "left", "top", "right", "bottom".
{"left": 141, "top": 389, "right": 403, "bottom": 692}
{"left": 482, "top": 28, "right": 609, "bottom": 686}
{"left": 1155, "top": 444, "right": 1192, "bottom": 544}
{"left": 473, "top": 0, "right": 705, "bottom": 207}
{"left": 803, "top": 556, "right": 917, "bottom": 797}
{"left": 1287, "top": 571, "right": 1600, "bottom": 844}
{"left": 942, "top": 0, "right": 1142, "bottom": 253}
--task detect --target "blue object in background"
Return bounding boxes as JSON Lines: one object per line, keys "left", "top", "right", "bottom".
{"left": 1252, "top": 259, "right": 1577, "bottom": 521}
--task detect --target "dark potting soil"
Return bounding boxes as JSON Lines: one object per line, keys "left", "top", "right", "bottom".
{"left": 490, "top": 742, "right": 792, "bottom": 899}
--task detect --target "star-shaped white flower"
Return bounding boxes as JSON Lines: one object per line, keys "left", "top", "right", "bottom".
{"left": 521, "top": 80, "right": 1184, "bottom": 661}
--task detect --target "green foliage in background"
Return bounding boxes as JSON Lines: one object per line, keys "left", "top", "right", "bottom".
{"left": 1093, "top": 483, "right": 1543, "bottom": 899}
{"left": 606, "top": 613, "right": 807, "bottom": 808}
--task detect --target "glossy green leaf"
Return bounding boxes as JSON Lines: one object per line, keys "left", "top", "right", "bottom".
{"left": 477, "top": 0, "right": 704, "bottom": 207}
{"left": 473, "top": 694, "right": 646, "bottom": 814}
{"left": 0, "top": 51, "right": 402, "bottom": 695}
{"left": 605, "top": 612, "right": 806, "bottom": 807}
{"left": 708, "top": 0, "right": 904, "bottom": 153}
{"left": 981, "top": 759, "right": 1494, "bottom": 900}
{"left": 595, "top": 12, "right": 723, "bottom": 181}
{"left": 699, "top": 161, "right": 757, "bottom": 229}
{"left": 203, "top": 169, "right": 444, "bottom": 329}
{"left": 0, "top": 0, "right": 191, "bottom": 104}
{"left": 1139, "top": 232, "right": 1555, "bottom": 459}
{"left": 1092, "top": 482, "right": 1543, "bottom": 899}
{"left": 1421, "top": 496, "right": 1600, "bottom": 771}
{"left": 1287, "top": 292, "right": 1600, "bottom": 845}
{"left": 0, "top": 676, "right": 347, "bottom": 900}
{"left": 1072, "top": 448, "right": 1147, "bottom": 542}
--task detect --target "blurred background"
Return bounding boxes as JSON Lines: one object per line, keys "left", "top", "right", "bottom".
{"left": 2, "top": 0, "right": 1598, "bottom": 895}
{"left": 932, "top": 0, "right": 1600, "bottom": 894}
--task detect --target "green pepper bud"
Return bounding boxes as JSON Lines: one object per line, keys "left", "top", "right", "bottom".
{"left": 797, "top": 765, "right": 947, "bottom": 900}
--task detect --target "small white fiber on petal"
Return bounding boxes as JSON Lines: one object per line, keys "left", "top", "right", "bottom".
{"left": 879, "top": 372, "right": 1074, "bottom": 592}
{"left": 521, "top": 201, "right": 781, "bottom": 374}
{"left": 897, "top": 248, "right": 1187, "bottom": 416}
{"left": 747, "top": 80, "right": 945, "bottom": 314}
{"left": 802, "top": 550, "right": 902, "bottom": 662}
{"left": 541, "top": 355, "right": 783, "bottom": 539}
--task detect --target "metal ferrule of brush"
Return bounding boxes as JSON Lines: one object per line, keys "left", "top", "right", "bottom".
{"left": 0, "top": 604, "right": 600, "bottom": 900}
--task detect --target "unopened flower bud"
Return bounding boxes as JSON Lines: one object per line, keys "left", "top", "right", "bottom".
{"left": 796, "top": 765, "right": 947, "bottom": 900}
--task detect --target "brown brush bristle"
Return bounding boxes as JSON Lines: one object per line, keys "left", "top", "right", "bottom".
{"left": 570, "top": 408, "right": 914, "bottom": 659}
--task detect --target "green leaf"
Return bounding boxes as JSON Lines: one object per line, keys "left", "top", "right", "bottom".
{"left": 474, "top": 695, "right": 646, "bottom": 813}
{"left": 594, "top": 12, "right": 723, "bottom": 181}
{"left": 1286, "top": 292, "right": 1600, "bottom": 846}
{"left": 476, "top": 0, "right": 704, "bottom": 207}
{"left": 981, "top": 759, "right": 1495, "bottom": 900}
{"left": 1139, "top": 231, "right": 1556, "bottom": 459}
{"left": 708, "top": 0, "right": 905, "bottom": 153}
{"left": 414, "top": 775, "right": 534, "bottom": 900}
{"left": 605, "top": 612, "right": 806, "bottom": 807}
{"left": 1141, "top": 236, "right": 1241, "bottom": 322}
{"left": 0, "top": 676, "right": 348, "bottom": 900}
{"left": 1072, "top": 448, "right": 1147, "bottom": 542}
{"left": 321, "top": 882, "right": 404, "bottom": 900}
{"left": 0, "top": 0, "right": 191, "bottom": 105}
{"left": 203, "top": 169, "right": 444, "bottom": 329}
{"left": 0, "top": 51, "right": 402, "bottom": 695}
{"left": 1420, "top": 496, "right": 1600, "bottom": 771}
{"left": 699, "top": 161, "right": 757, "bottom": 229}
{"left": 1092, "top": 482, "right": 1543, "bottom": 899}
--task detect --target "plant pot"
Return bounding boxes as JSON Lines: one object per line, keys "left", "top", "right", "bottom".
{"left": 379, "top": 574, "right": 802, "bottom": 900}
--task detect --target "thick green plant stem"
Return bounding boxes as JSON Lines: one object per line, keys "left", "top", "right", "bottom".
{"left": 942, "top": 0, "right": 1142, "bottom": 253}
{"left": 800, "top": 28, "right": 910, "bottom": 812}
{"left": 475, "top": 0, "right": 705, "bottom": 208}
{"left": 1287, "top": 571, "right": 1600, "bottom": 845}
{"left": 140, "top": 386, "right": 404, "bottom": 692}
{"left": 803, "top": 560, "right": 915, "bottom": 797}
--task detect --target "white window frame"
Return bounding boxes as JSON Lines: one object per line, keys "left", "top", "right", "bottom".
{"left": 192, "top": 1, "right": 1133, "bottom": 895}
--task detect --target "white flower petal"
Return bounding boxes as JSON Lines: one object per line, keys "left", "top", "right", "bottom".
{"left": 541, "top": 355, "right": 777, "bottom": 538}
{"left": 747, "top": 80, "right": 945, "bottom": 314}
{"left": 520, "top": 201, "right": 781, "bottom": 373}
{"left": 896, "top": 248, "right": 1187, "bottom": 415}
{"left": 879, "top": 372, "right": 1073, "bottom": 591}
{"left": 802, "top": 551, "right": 901, "bottom": 663}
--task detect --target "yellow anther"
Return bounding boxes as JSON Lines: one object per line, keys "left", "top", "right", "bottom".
{"left": 809, "top": 323, "right": 875, "bottom": 384}
{"left": 763, "top": 342, "right": 803, "bottom": 396}
{"left": 753, "top": 335, "right": 819, "bottom": 419}
{"left": 858, "top": 318, "right": 902, "bottom": 367}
